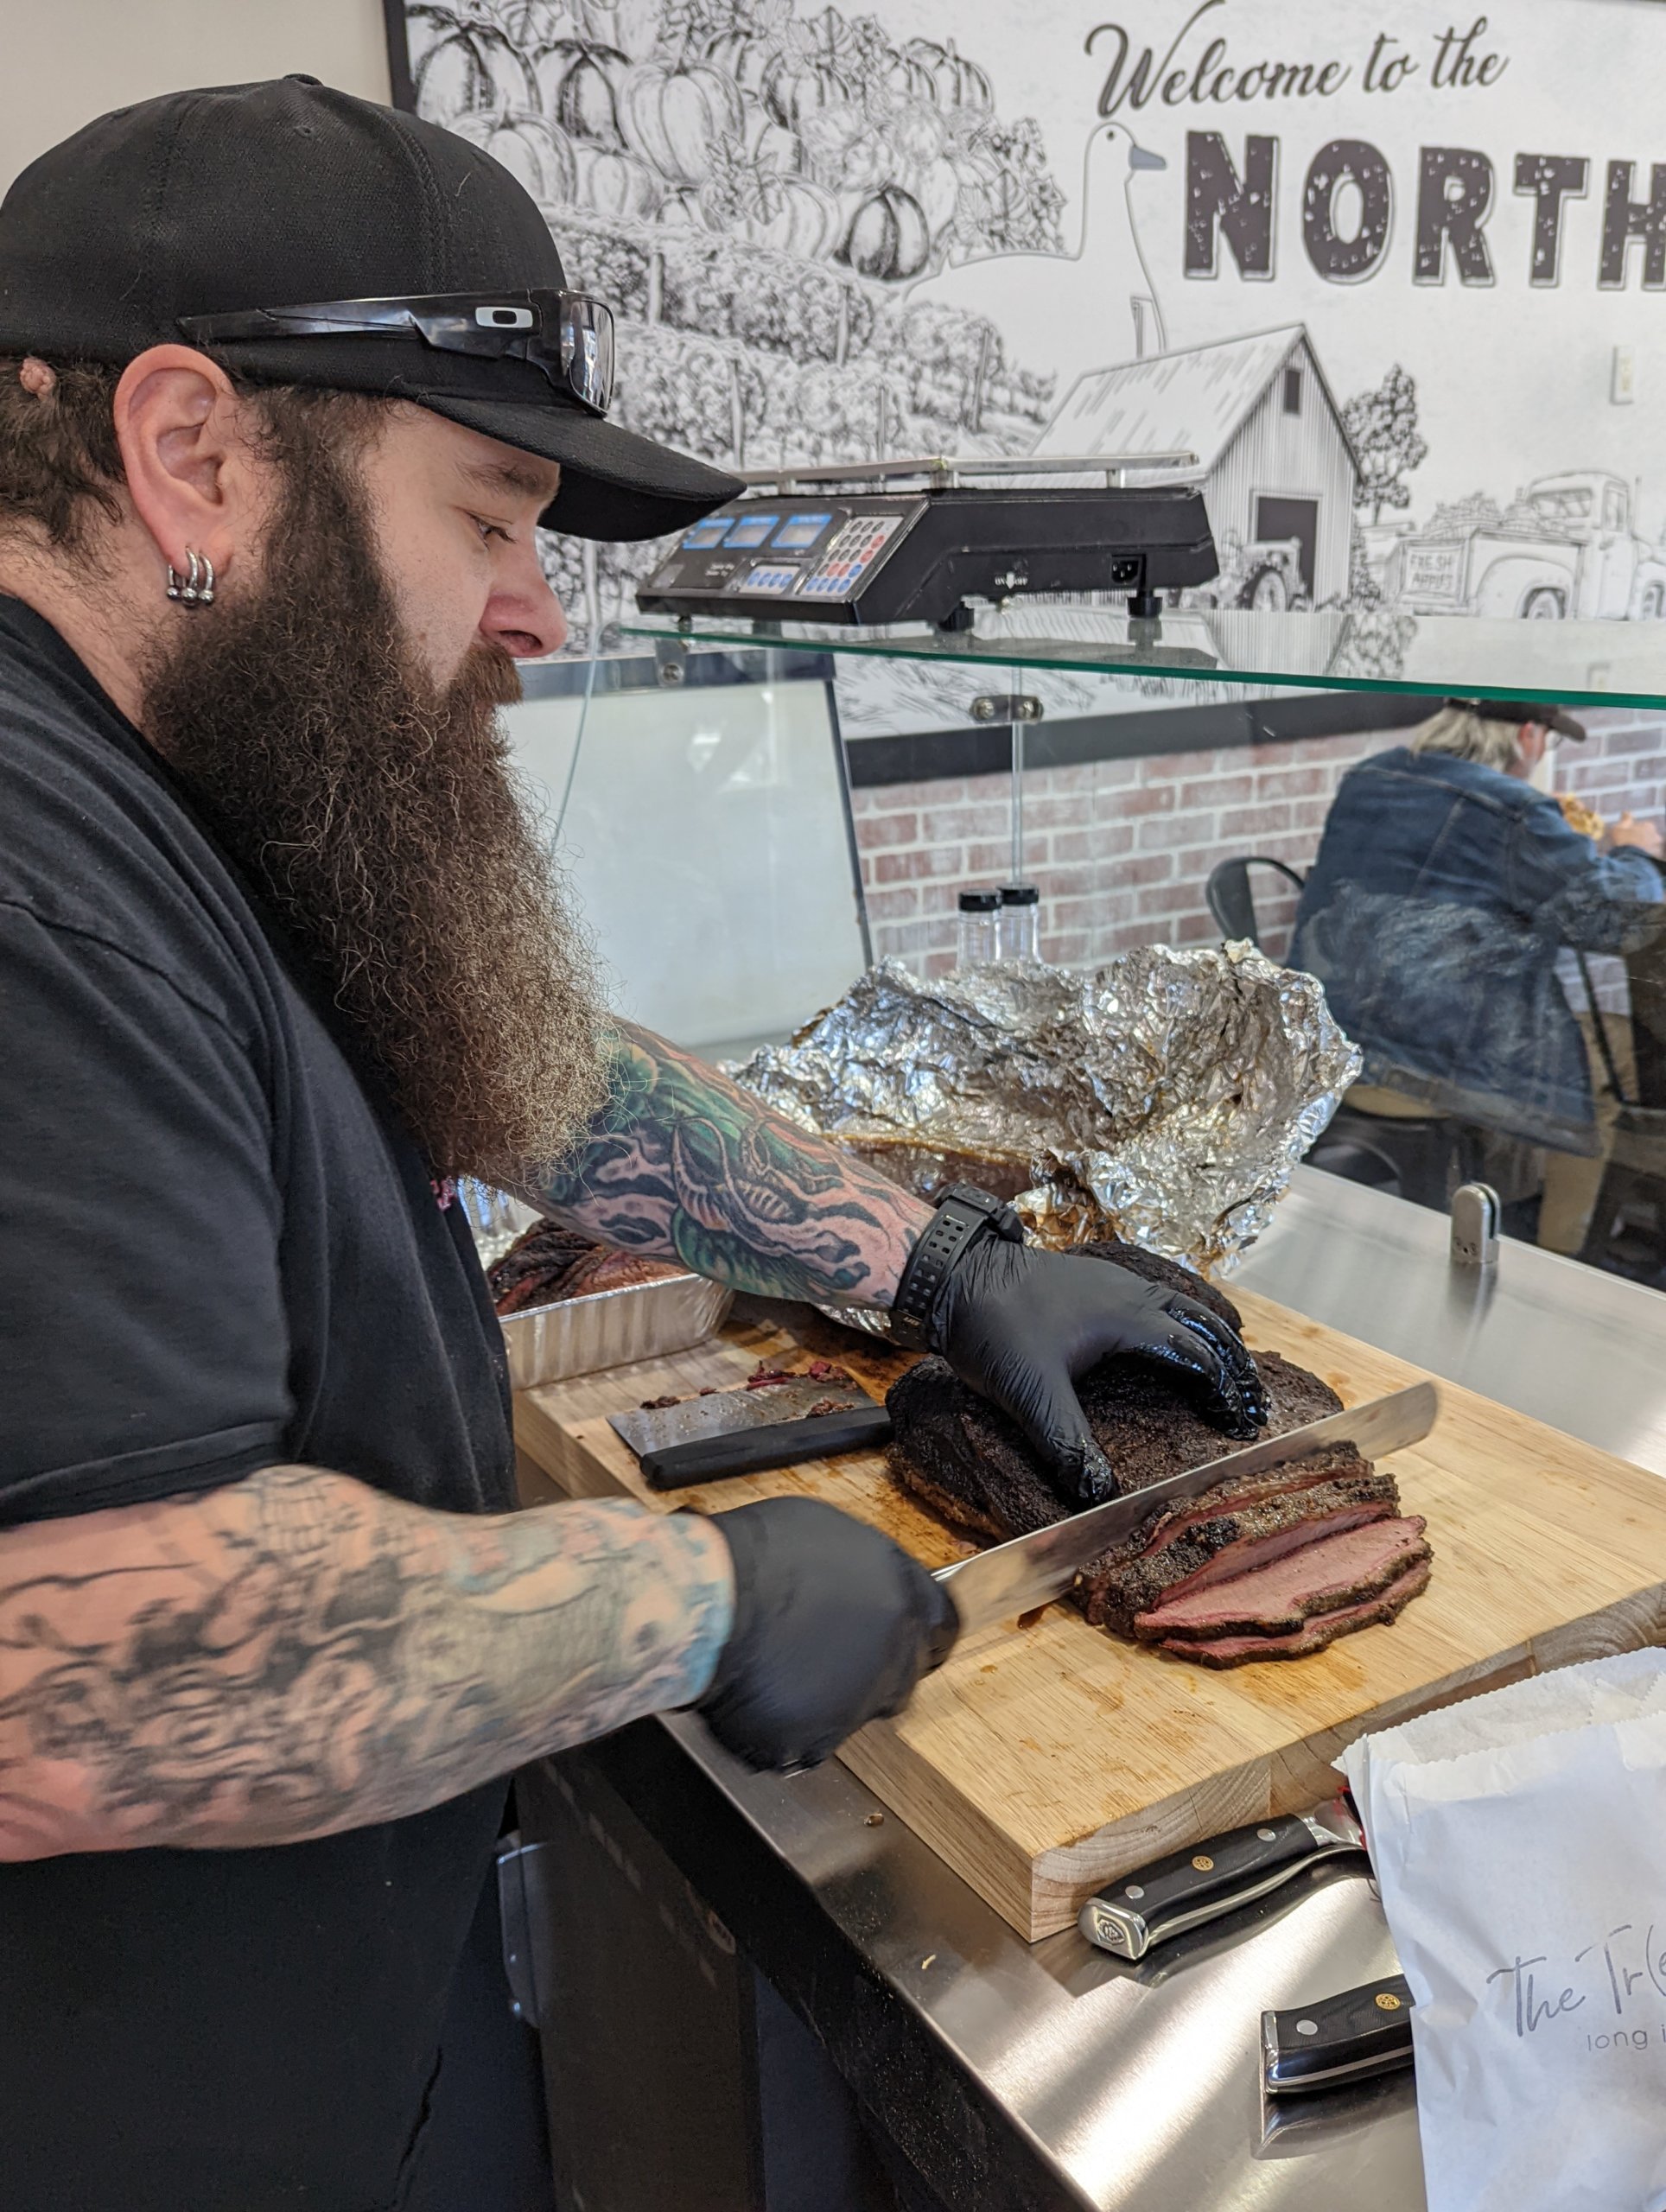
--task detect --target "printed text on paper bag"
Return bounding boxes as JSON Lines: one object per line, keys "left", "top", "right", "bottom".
{"left": 1488, "top": 1923, "right": 1666, "bottom": 2050}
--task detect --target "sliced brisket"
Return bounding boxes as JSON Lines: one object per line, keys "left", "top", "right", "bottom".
{"left": 1135, "top": 1516, "right": 1430, "bottom": 1640}
{"left": 1154, "top": 1556, "right": 1434, "bottom": 1666}
{"left": 884, "top": 1239, "right": 1431, "bottom": 1665}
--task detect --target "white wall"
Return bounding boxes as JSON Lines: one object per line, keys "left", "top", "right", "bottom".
{"left": 0, "top": 0, "right": 390, "bottom": 196}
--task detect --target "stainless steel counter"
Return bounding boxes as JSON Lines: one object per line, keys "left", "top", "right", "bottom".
{"left": 536, "top": 1168, "right": 1666, "bottom": 2212}
{"left": 1235, "top": 1166, "right": 1666, "bottom": 1478}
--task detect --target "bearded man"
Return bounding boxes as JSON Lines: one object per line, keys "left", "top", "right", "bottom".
{"left": 0, "top": 78, "right": 1262, "bottom": 2212}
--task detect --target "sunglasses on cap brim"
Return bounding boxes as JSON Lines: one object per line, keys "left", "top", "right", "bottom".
{"left": 177, "top": 289, "right": 615, "bottom": 416}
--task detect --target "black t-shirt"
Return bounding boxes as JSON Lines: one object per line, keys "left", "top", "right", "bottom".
{"left": 0, "top": 600, "right": 518, "bottom": 2211}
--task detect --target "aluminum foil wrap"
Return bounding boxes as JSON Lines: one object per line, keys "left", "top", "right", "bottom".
{"left": 734, "top": 947, "right": 1361, "bottom": 1281}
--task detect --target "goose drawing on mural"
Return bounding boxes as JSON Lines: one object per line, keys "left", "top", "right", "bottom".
{"left": 905, "top": 121, "right": 1169, "bottom": 381}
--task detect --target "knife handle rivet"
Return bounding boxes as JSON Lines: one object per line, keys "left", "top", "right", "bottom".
{"left": 1375, "top": 1992, "right": 1403, "bottom": 2012}
{"left": 1295, "top": 2019, "right": 1319, "bottom": 2037}
{"left": 1257, "top": 1827, "right": 1277, "bottom": 1841}
{"left": 1191, "top": 1853, "right": 1215, "bottom": 1872}
{"left": 1123, "top": 1884, "right": 1144, "bottom": 1899}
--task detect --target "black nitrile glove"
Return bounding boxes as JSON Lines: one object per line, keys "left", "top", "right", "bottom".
{"left": 697, "top": 1497, "right": 960, "bottom": 1772}
{"left": 924, "top": 1238, "right": 1270, "bottom": 1509}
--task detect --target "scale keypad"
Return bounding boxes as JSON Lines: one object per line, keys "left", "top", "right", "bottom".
{"left": 800, "top": 515, "right": 904, "bottom": 598}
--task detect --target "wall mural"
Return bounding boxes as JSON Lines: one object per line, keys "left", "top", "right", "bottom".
{"left": 391, "top": 0, "right": 1666, "bottom": 684}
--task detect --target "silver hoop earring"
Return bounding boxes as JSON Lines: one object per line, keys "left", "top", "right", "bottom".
{"left": 165, "top": 550, "right": 215, "bottom": 607}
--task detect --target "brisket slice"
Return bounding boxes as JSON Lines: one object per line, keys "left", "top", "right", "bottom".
{"left": 489, "top": 1221, "right": 596, "bottom": 1313}
{"left": 487, "top": 1220, "right": 686, "bottom": 1314}
{"left": 885, "top": 1241, "right": 1430, "bottom": 1662}
{"left": 556, "top": 1245, "right": 688, "bottom": 1297}
{"left": 1155, "top": 1556, "right": 1434, "bottom": 1666}
{"left": 1135, "top": 1516, "right": 1430, "bottom": 1640}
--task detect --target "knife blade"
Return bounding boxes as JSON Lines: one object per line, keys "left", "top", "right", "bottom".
{"left": 610, "top": 1375, "right": 871, "bottom": 1456}
{"left": 1078, "top": 1796, "right": 1367, "bottom": 1959}
{"left": 932, "top": 1381, "right": 1438, "bottom": 1636}
{"left": 1261, "top": 1974, "right": 1415, "bottom": 2094}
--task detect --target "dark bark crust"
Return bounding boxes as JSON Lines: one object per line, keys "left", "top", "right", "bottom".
{"left": 886, "top": 1242, "right": 1432, "bottom": 1665}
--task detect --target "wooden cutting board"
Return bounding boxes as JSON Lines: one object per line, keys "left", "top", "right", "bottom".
{"left": 513, "top": 1290, "right": 1666, "bottom": 1941}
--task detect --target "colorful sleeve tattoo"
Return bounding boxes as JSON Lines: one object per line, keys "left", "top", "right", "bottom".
{"left": 517, "top": 1021, "right": 928, "bottom": 1306}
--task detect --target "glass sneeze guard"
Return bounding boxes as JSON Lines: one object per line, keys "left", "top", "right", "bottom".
{"left": 624, "top": 606, "right": 1666, "bottom": 715}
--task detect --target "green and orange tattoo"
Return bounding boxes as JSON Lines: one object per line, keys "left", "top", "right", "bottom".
{"left": 519, "top": 1022, "right": 928, "bottom": 1306}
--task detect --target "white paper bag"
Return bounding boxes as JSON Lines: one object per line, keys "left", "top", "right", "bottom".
{"left": 1339, "top": 1649, "right": 1666, "bottom": 2212}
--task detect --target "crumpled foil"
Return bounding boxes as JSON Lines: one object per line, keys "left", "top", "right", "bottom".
{"left": 734, "top": 947, "right": 1361, "bottom": 1286}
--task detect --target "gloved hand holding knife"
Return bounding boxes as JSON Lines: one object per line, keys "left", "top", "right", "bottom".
{"left": 696, "top": 1185, "right": 1267, "bottom": 1770}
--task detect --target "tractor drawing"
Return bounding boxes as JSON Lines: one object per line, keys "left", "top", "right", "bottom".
{"left": 1386, "top": 471, "right": 1666, "bottom": 621}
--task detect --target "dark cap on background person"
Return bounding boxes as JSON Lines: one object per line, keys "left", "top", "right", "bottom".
{"left": 0, "top": 74, "right": 740, "bottom": 539}
{"left": 1444, "top": 697, "right": 1588, "bottom": 742}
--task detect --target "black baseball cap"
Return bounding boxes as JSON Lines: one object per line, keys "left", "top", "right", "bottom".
{"left": 0, "top": 75, "right": 742, "bottom": 540}
{"left": 1447, "top": 697, "right": 1588, "bottom": 741}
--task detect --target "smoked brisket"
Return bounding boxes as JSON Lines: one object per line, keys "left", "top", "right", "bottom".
{"left": 487, "top": 1220, "right": 687, "bottom": 1315}
{"left": 886, "top": 1241, "right": 1430, "bottom": 1667}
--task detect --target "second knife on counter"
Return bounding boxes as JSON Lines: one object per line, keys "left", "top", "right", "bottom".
{"left": 1076, "top": 1793, "right": 1416, "bottom": 2098}
{"left": 1078, "top": 1796, "right": 1369, "bottom": 1959}
{"left": 608, "top": 1370, "right": 892, "bottom": 1490}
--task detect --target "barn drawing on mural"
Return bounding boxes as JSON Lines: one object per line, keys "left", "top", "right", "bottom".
{"left": 391, "top": 0, "right": 1666, "bottom": 647}
{"left": 1036, "top": 327, "right": 1358, "bottom": 612}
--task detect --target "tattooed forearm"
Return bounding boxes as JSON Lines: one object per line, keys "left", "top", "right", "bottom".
{"left": 518, "top": 1021, "right": 930, "bottom": 1304}
{"left": 0, "top": 1469, "right": 733, "bottom": 1860}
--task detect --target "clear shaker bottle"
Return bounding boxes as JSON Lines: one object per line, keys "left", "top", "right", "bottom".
{"left": 956, "top": 888, "right": 1000, "bottom": 969}
{"left": 998, "top": 883, "right": 1040, "bottom": 962}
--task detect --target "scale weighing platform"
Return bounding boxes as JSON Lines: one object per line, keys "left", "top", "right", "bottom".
{"left": 636, "top": 456, "right": 1219, "bottom": 631}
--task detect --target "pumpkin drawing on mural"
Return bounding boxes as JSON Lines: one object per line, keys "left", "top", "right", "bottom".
{"left": 403, "top": 0, "right": 1071, "bottom": 639}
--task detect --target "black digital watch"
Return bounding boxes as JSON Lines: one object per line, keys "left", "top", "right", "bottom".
{"left": 887, "top": 1181, "right": 1026, "bottom": 1350}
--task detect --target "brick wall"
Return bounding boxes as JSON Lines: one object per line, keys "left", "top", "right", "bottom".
{"left": 850, "top": 709, "right": 1666, "bottom": 976}
{"left": 1555, "top": 710, "right": 1666, "bottom": 827}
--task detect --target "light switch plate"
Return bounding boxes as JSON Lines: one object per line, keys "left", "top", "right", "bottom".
{"left": 1612, "top": 344, "right": 1637, "bottom": 404}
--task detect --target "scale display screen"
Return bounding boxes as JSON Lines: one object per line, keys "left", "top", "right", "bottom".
{"left": 680, "top": 518, "right": 731, "bottom": 550}
{"left": 725, "top": 513, "right": 779, "bottom": 550}
{"left": 773, "top": 512, "right": 831, "bottom": 551}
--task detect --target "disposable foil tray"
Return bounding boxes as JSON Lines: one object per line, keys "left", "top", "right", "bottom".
{"left": 458, "top": 1180, "right": 734, "bottom": 1390}
{"left": 499, "top": 1273, "right": 734, "bottom": 1390}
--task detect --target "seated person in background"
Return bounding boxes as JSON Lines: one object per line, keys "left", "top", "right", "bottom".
{"left": 1291, "top": 698, "right": 1664, "bottom": 1252}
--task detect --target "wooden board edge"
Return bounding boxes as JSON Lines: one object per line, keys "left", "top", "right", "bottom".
{"left": 512, "top": 1392, "right": 623, "bottom": 1501}
{"left": 837, "top": 1719, "right": 1043, "bottom": 1941}
{"left": 1023, "top": 1595, "right": 1666, "bottom": 1942}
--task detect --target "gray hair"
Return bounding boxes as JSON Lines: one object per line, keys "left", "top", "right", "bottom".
{"left": 1409, "top": 703, "right": 1528, "bottom": 772}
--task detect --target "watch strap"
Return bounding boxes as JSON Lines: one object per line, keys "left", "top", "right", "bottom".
{"left": 888, "top": 1182, "right": 1024, "bottom": 1350}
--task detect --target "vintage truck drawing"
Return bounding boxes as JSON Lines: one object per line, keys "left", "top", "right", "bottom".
{"left": 1385, "top": 471, "right": 1666, "bottom": 620}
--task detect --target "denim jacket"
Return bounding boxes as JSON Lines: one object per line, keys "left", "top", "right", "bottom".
{"left": 1290, "top": 746, "right": 1663, "bottom": 1153}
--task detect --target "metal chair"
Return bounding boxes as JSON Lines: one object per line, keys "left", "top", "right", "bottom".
{"left": 1218, "top": 852, "right": 1485, "bottom": 1209}
{"left": 1204, "top": 856, "right": 1306, "bottom": 952}
{"left": 1576, "top": 941, "right": 1666, "bottom": 1274}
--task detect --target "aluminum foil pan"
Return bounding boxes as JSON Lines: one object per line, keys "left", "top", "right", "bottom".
{"left": 734, "top": 948, "right": 1360, "bottom": 1278}
{"left": 457, "top": 1179, "right": 734, "bottom": 1389}
{"left": 499, "top": 1274, "right": 734, "bottom": 1391}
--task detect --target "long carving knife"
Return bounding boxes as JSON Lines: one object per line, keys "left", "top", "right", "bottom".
{"left": 932, "top": 1381, "right": 1439, "bottom": 1637}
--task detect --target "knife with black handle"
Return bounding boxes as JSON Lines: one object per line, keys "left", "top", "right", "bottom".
{"left": 639, "top": 1404, "right": 893, "bottom": 1489}
{"left": 1261, "top": 1974, "right": 1415, "bottom": 2095}
{"left": 1078, "top": 1796, "right": 1367, "bottom": 1959}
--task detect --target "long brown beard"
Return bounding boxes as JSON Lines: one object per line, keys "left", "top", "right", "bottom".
{"left": 139, "top": 409, "right": 608, "bottom": 1182}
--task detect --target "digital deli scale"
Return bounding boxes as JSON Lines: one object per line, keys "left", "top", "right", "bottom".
{"left": 635, "top": 454, "right": 1219, "bottom": 631}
